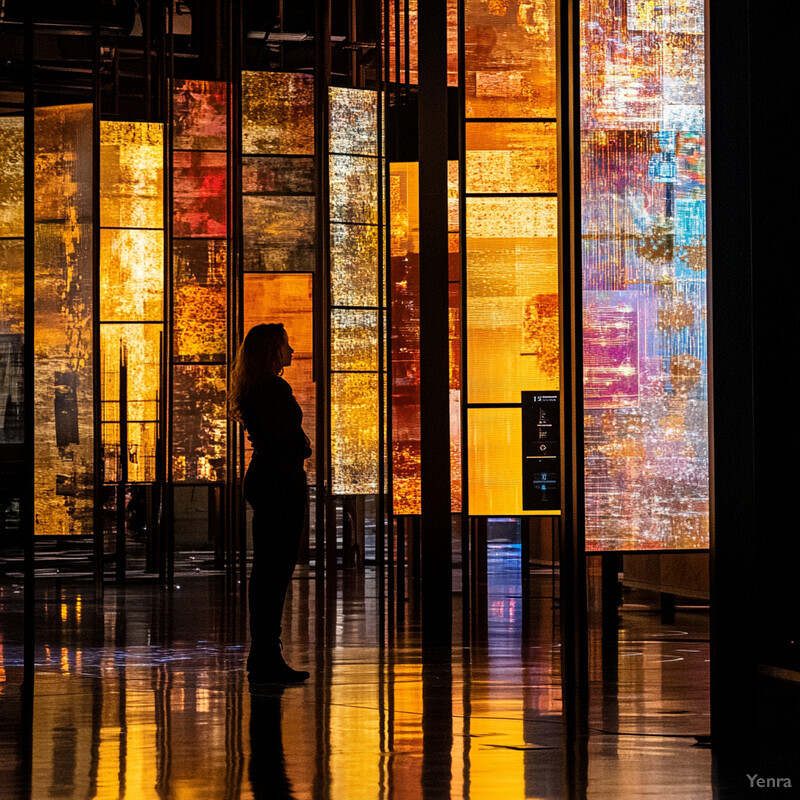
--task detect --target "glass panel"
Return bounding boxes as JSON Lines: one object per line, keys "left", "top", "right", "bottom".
{"left": 331, "top": 309, "right": 379, "bottom": 372}
{"left": 329, "top": 87, "right": 377, "bottom": 156}
{"left": 173, "top": 150, "right": 227, "bottom": 237}
{"left": 241, "top": 72, "right": 314, "bottom": 156}
{"left": 331, "top": 224, "right": 379, "bottom": 307}
{"left": 242, "top": 155, "right": 314, "bottom": 195}
{"left": 465, "top": 122, "right": 557, "bottom": 194}
{"left": 173, "top": 240, "right": 227, "bottom": 363}
{"left": 173, "top": 79, "right": 228, "bottom": 151}
{"left": 0, "top": 239, "right": 24, "bottom": 445}
{"left": 581, "top": 0, "right": 708, "bottom": 550}
{"left": 172, "top": 364, "right": 227, "bottom": 483}
{"left": 100, "top": 229, "right": 163, "bottom": 322}
{"left": 464, "top": 0, "right": 557, "bottom": 118}
{"left": 329, "top": 155, "right": 379, "bottom": 225}
{"left": 468, "top": 407, "right": 522, "bottom": 516}
{"left": 0, "top": 117, "right": 24, "bottom": 237}
{"left": 243, "top": 274, "right": 315, "bottom": 481}
{"left": 100, "top": 121, "right": 164, "bottom": 229}
{"left": 466, "top": 197, "right": 558, "bottom": 404}
{"left": 331, "top": 372, "right": 379, "bottom": 495}
{"left": 242, "top": 195, "right": 315, "bottom": 272}
{"left": 34, "top": 104, "right": 94, "bottom": 534}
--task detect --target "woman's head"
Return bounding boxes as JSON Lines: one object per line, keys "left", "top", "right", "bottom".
{"left": 228, "top": 323, "right": 292, "bottom": 422}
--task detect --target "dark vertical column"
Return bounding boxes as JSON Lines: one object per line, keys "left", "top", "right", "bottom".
{"left": 707, "top": 0, "right": 757, "bottom": 752}
{"left": 417, "top": 0, "right": 452, "bottom": 644}
{"left": 558, "top": 0, "right": 589, "bottom": 731}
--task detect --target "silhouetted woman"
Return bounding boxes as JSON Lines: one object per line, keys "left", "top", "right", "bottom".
{"left": 229, "top": 323, "right": 311, "bottom": 683}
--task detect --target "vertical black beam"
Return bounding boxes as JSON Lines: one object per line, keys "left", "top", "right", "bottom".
{"left": 314, "top": 0, "right": 332, "bottom": 589}
{"left": 22, "top": 3, "right": 36, "bottom": 704}
{"left": 116, "top": 348, "right": 128, "bottom": 582}
{"left": 558, "top": 0, "right": 589, "bottom": 731}
{"left": 417, "top": 0, "right": 452, "bottom": 644}
{"left": 707, "top": 0, "right": 757, "bottom": 751}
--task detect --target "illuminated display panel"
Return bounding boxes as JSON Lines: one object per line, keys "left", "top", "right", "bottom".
{"left": 581, "top": 0, "right": 709, "bottom": 550}
{"left": 172, "top": 79, "right": 229, "bottom": 483}
{"left": 34, "top": 105, "right": 94, "bottom": 534}
{"left": 390, "top": 163, "right": 462, "bottom": 514}
{"left": 100, "top": 121, "right": 164, "bottom": 486}
{"left": 244, "top": 273, "right": 315, "bottom": 481}
{"left": 462, "top": 0, "right": 560, "bottom": 517}
{"left": 329, "top": 87, "right": 382, "bottom": 496}
{"left": 0, "top": 118, "right": 24, "bottom": 447}
{"left": 241, "top": 71, "right": 314, "bottom": 156}
{"left": 242, "top": 195, "right": 315, "bottom": 272}
{"left": 464, "top": 0, "right": 557, "bottom": 118}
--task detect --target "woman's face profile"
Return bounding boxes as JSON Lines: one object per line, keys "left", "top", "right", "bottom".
{"left": 279, "top": 332, "right": 294, "bottom": 368}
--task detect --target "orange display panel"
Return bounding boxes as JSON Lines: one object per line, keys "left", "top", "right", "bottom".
{"left": 465, "top": 197, "right": 559, "bottom": 405}
{"left": 331, "top": 224, "right": 379, "bottom": 307}
{"left": 243, "top": 273, "right": 315, "bottom": 481}
{"left": 34, "top": 105, "right": 95, "bottom": 535}
{"left": 242, "top": 194, "right": 315, "bottom": 272}
{"left": 0, "top": 117, "right": 23, "bottom": 238}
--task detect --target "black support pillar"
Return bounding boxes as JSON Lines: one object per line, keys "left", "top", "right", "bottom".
{"left": 417, "top": 0, "right": 452, "bottom": 644}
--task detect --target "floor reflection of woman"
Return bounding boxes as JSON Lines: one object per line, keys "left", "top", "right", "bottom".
{"left": 229, "top": 323, "right": 311, "bottom": 684}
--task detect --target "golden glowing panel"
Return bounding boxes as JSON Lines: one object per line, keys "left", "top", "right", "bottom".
{"left": 331, "top": 310, "right": 379, "bottom": 372}
{"left": 0, "top": 239, "right": 24, "bottom": 335}
{"left": 466, "top": 197, "right": 558, "bottom": 404}
{"left": 329, "top": 155, "right": 379, "bottom": 225}
{"left": 0, "top": 117, "right": 23, "bottom": 237}
{"left": 172, "top": 365, "right": 226, "bottom": 483}
{"left": 242, "top": 195, "right": 315, "bottom": 272}
{"left": 173, "top": 150, "right": 227, "bottom": 237}
{"left": 468, "top": 407, "right": 548, "bottom": 516}
{"left": 99, "top": 121, "right": 164, "bottom": 229}
{"left": 100, "top": 229, "right": 163, "bottom": 322}
{"left": 465, "top": 122, "right": 557, "bottom": 194}
{"left": 329, "top": 87, "right": 378, "bottom": 156}
{"left": 241, "top": 71, "right": 314, "bottom": 156}
{"left": 331, "top": 224, "right": 379, "bottom": 307}
{"left": 464, "top": 0, "right": 557, "bottom": 118}
{"left": 172, "top": 79, "right": 228, "bottom": 151}
{"left": 100, "top": 324, "right": 161, "bottom": 483}
{"left": 34, "top": 104, "right": 94, "bottom": 535}
{"left": 331, "top": 372, "right": 379, "bottom": 495}
{"left": 244, "top": 273, "right": 315, "bottom": 481}
{"left": 173, "top": 240, "right": 226, "bottom": 363}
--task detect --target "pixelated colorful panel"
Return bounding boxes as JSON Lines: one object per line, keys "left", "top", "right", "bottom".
{"left": 243, "top": 273, "right": 315, "bottom": 481}
{"left": 0, "top": 117, "right": 24, "bottom": 237}
{"left": 466, "top": 197, "right": 559, "bottom": 404}
{"left": 173, "top": 239, "right": 227, "bottom": 363}
{"left": 173, "top": 80, "right": 228, "bottom": 151}
{"left": 241, "top": 72, "right": 314, "bottom": 156}
{"left": 465, "top": 122, "right": 557, "bottom": 194}
{"left": 0, "top": 240, "right": 24, "bottom": 444}
{"left": 329, "top": 155, "right": 379, "bottom": 225}
{"left": 330, "top": 87, "right": 377, "bottom": 156}
{"left": 100, "top": 121, "right": 164, "bottom": 229}
{"left": 464, "top": 0, "right": 557, "bottom": 118}
{"left": 172, "top": 364, "right": 227, "bottom": 483}
{"left": 468, "top": 407, "right": 549, "bottom": 516}
{"left": 331, "top": 224, "right": 379, "bottom": 308}
{"left": 581, "top": 0, "right": 708, "bottom": 550}
{"left": 331, "top": 309, "right": 379, "bottom": 372}
{"left": 173, "top": 150, "right": 227, "bottom": 237}
{"left": 331, "top": 372, "right": 379, "bottom": 495}
{"left": 242, "top": 195, "right": 315, "bottom": 272}
{"left": 242, "top": 156, "right": 314, "bottom": 195}
{"left": 34, "top": 104, "right": 94, "bottom": 535}
{"left": 100, "top": 229, "right": 164, "bottom": 322}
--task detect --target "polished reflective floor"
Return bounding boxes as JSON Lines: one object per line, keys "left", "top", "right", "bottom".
{"left": 0, "top": 545, "right": 721, "bottom": 799}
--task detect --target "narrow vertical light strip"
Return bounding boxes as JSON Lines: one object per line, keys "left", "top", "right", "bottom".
{"left": 580, "top": 0, "right": 709, "bottom": 550}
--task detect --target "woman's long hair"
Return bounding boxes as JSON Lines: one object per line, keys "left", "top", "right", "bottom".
{"left": 228, "top": 323, "right": 287, "bottom": 423}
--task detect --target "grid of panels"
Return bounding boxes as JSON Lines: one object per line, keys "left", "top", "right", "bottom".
{"left": 171, "top": 80, "right": 229, "bottom": 484}
{"left": 581, "top": 0, "right": 709, "bottom": 550}
{"left": 462, "top": 1, "right": 560, "bottom": 516}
